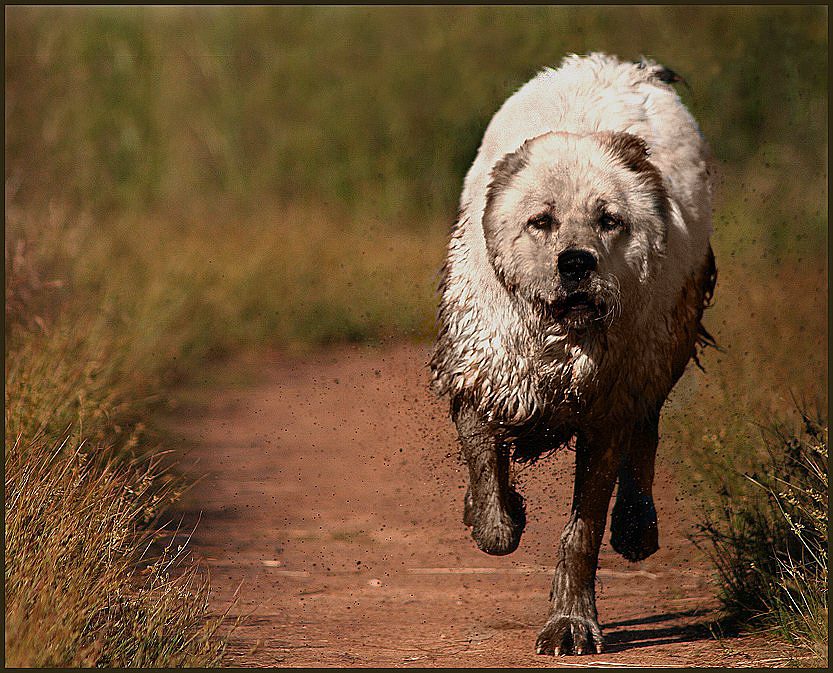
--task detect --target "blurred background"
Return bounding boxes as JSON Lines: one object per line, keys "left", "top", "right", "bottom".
{"left": 5, "top": 6, "right": 828, "bottom": 222}
{"left": 5, "top": 3, "right": 827, "bottom": 452}
{"left": 4, "top": 7, "right": 828, "bottom": 665}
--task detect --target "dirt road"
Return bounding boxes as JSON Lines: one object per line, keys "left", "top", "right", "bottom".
{"left": 165, "top": 342, "right": 791, "bottom": 667}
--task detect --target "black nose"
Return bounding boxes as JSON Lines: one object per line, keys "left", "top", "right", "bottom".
{"left": 557, "top": 249, "right": 597, "bottom": 282}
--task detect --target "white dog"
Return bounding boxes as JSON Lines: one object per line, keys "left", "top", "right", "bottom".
{"left": 430, "top": 53, "right": 716, "bottom": 655}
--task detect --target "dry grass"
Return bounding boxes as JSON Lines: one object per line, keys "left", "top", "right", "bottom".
{"left": 4, "top": 240, "right": 227, "bottom": 666}
{"left": 692, "top": 414, "right": 828, "bottom": 667}
{"left": 4, "top": 432, "right": 225, "bottom": 666}
{"left": 658, "top": 203, "right": 827, "bottom": 667}
{"left": 6, "top": 203, "right": 445, "bottom": 362}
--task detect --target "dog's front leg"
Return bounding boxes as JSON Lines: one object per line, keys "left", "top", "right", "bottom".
{"left": 453, "top": 402, "right": 525, "bottom": 556}
{"left": 610, "top": 416, "right": 660, "bottom": 562}
{"left": 536, "top": 433, "right": 620, "bottom": 655}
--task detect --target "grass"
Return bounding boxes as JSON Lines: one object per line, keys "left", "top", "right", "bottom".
{"left": 4, "top": 5, "right": 827, "bottom": 666}
{"left": 692, "top": 413, "right": 828, "bottom": 666}
{"left": 6, "top": 6, "right": 827, "bottom": 239}
{"left": 6, "top": 203, "right": 445, "bottom": 362}
{"left": 4, "top": 431, "right": 225, "bottom": 666}
{"left": 5, "top": 296, "right": 226, "bottom": 665}
{"left": 659, "top": 243, "right": 827, "bottom": 666}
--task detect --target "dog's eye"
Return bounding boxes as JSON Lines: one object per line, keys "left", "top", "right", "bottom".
{"left": 599, "top": 213, "right": 624, "bottom": 232}
{"left": 527, "top": 213, "right": 553, "bottom": 231}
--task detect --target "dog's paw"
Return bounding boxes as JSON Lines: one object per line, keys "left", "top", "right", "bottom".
{"left": 464, "top": 487, "right": 525, "bottom": 556}
{"left": 610, "top": 493, "right": 659, "bottom": 562}
{"left": 535, "top": 615, "right": 603, "bottom": 656}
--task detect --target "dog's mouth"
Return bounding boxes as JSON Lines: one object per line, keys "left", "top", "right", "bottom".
{"left": 543, "top": 292, "right": 604, "bottom": 326}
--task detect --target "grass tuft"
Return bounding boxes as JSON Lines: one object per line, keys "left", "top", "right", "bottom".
{"left": 693, "top": 410, "right": 828, "bottom": 666}
{"left": 4, "top": 431, "right": 226, "bottom": 667}
{"left": 4, "top": 230, "right": 226, "bottom": 667}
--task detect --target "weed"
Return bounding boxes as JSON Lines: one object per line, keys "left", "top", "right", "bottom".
{"left": 693, "top": 412, "right": 828, "bottom": 666}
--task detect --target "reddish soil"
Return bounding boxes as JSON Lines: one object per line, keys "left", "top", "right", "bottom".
{"left": 165, "top": 342, "right": 795, "bottom": 667}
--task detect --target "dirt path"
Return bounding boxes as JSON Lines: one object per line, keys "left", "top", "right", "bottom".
{"left": 164, "top": 342, "right": 790, "bottom": 667}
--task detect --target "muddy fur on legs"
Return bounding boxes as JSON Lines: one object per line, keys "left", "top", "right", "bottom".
{"left": 610, "top": 416, "right": 661, "bottom": 562}
{"left": 454, "top": 401, "right": 526, "bottom": 555}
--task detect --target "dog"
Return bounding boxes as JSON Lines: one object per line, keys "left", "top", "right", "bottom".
{"left": 430, "top": 53, "right": 716, "bottom": 655}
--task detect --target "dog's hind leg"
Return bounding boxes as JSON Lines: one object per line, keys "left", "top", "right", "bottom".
{"left": 453, "top": 402, "right": 525, "bottom": 556}
{"left": 610, "top": 416, "right": 660, "bottom": 562}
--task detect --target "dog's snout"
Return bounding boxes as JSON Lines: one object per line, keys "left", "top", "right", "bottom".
{"left": 557, "top": 249, "right": 597, "bottom": 282}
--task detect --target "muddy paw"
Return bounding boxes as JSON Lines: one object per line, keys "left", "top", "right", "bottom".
{"left": 535, "top": 615, "right": 603, "bottom": 656}
{"left": 610, "top": 493, "right": 658, "bottom": 562}
{"left": 464, "top": 487, "right": 525, "bottom": 556}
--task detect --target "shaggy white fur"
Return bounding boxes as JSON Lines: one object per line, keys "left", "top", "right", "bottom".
{"left": 431, "top": 52, "right": 715, "bottom": 434}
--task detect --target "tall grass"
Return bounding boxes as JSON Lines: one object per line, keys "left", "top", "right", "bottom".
{"left": 6, "top": 6, "right": 827, "bottom": 250}
{"left": 4, "top": 430, "right": 225, "bottom": 666}
{"left": 5, "top": 251, "right": 226, "bottom": 666}
{"left": 4, "top": 5, "right": 827, "bottom": 665}
{"left": 6, "top": 203, "right": 445, "bottom": 362}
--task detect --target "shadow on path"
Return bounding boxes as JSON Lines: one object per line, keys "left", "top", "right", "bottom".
{"left": 603, "top": 609, "right": 715, "bottom": 654}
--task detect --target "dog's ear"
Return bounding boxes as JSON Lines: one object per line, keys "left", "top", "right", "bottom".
{"left": 486, "top": 138, "right": 534, "bottom": 198}
{"left": 484, "top": 132, "right": 556, "bottom": 218}
{"left": 594, "top": 131, "right": 669, "bottom": 218}
{"left": 482, "top": 136, "right": 546, "bottom": 291}
{"left": 595, "top": 131, "right": 654, "bottom": 175}
{"left": 483, "top": 145, "right": 527, "bottom": 291}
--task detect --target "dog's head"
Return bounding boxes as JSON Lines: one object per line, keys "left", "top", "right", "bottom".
{"left": 482, "top": 131, "right": 669, "bottom": 333}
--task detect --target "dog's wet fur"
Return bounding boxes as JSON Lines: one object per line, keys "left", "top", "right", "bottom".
{"left": 430, "top": 53, "right": 716, "bottom": 655}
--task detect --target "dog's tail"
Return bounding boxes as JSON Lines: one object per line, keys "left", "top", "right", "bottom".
{"left": 634, "top": 57, "right": 692, "bottom": 93}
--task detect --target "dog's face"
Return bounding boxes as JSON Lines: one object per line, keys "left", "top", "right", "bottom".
{"left": 482, "top": 131, "right": 669, "bottom": 332}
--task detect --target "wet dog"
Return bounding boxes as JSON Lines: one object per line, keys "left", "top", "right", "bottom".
{"left": 430, "top": 53, "right": 716, "bottom": 655}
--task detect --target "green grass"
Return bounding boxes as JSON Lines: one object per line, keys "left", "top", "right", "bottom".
{"left": 4, "top": 5, "right": 828, "bottom": 665}
{"left": 6, "top": 6, "right": 827, "bottom": 248}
